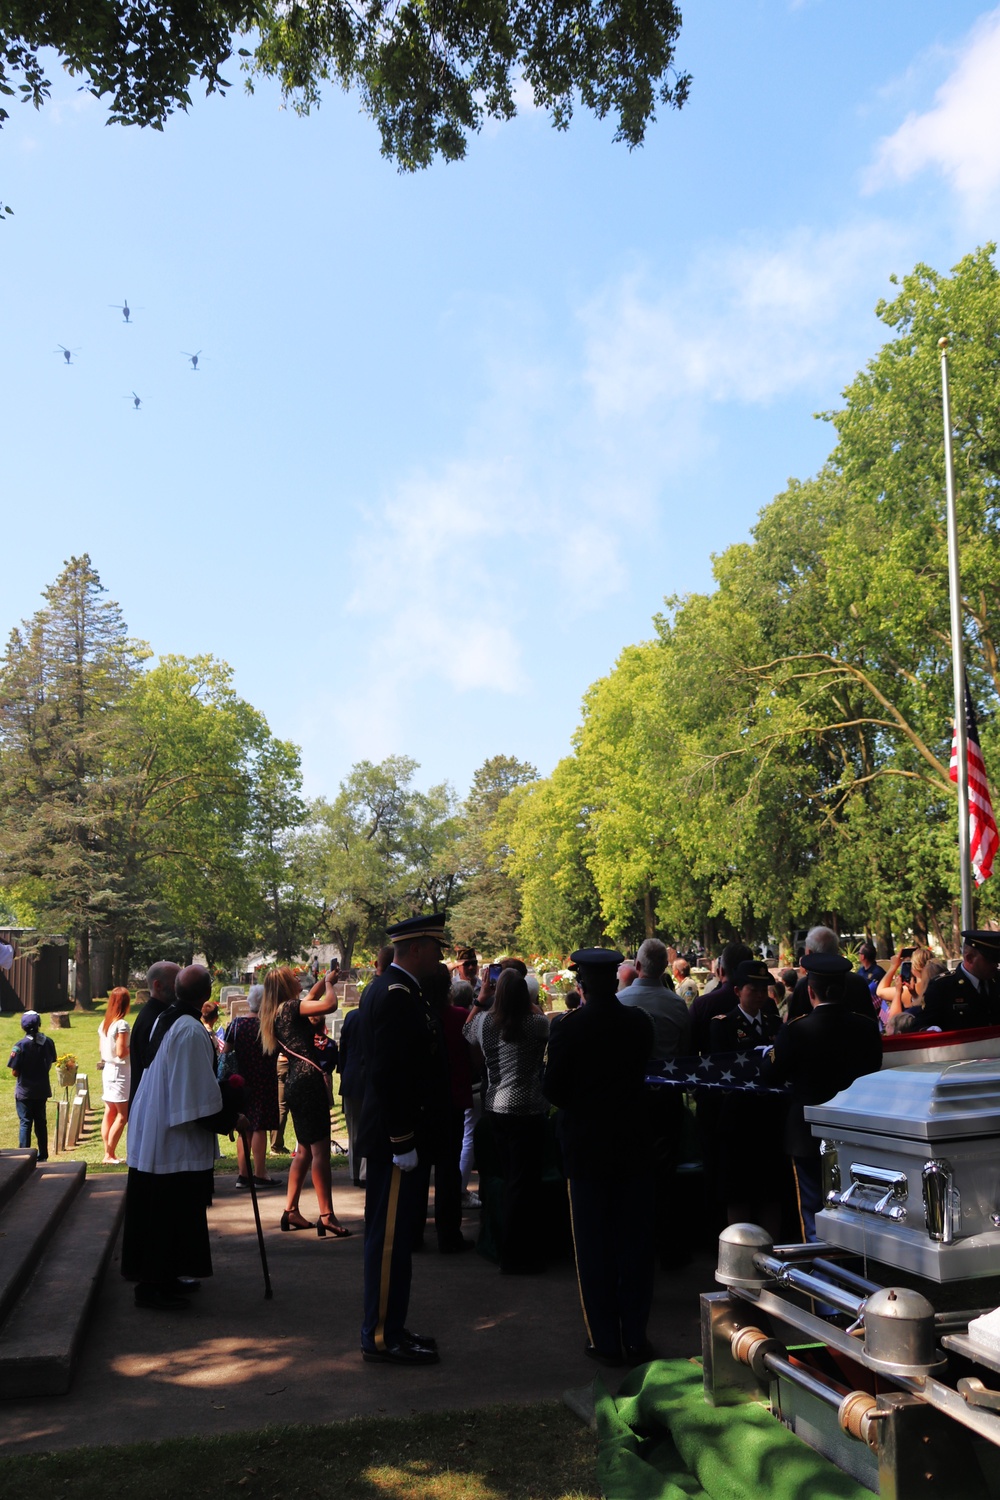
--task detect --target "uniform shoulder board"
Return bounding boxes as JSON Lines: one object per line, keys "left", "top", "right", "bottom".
{"left": 387, "top": 982, "right": 412, "bottom": 994}
{"left": 788, "top": 1013, "right": 807, "bottom": 1024}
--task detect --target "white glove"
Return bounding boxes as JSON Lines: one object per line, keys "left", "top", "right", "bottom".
{"left": 392, "top": 1148, "right": 419, "bottom": 1172}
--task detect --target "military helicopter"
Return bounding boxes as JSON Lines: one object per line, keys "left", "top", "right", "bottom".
{"left": 54, "top": 345, "right": 80, "bottom": 365}
{"left": 109, "top": 298, "right": 137, "bottom": 323}
{"left": 123, "top": 391, "right": 142, "bottom": 411}
{"left": 182, "top": 350, "right": 203, "bottom": 371}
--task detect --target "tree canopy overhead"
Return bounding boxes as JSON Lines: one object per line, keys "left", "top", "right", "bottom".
{"left": 2, "top": 0, "right": 689, "bottom": 169}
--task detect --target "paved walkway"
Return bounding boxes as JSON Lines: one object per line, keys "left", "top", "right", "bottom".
{"left": 0, "top": 1173, "right": 712, "bottom": 1454}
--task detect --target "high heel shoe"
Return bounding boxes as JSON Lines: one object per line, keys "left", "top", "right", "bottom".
{"left": 317, "top": 1213, "right": 351, "bottom": 1239}
{"left": 280, "top": 1209, "right": 314, "bottom": 1232}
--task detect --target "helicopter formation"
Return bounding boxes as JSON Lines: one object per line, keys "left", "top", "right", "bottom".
{"left": 53, "top": 299, "right": 206, "bottom": 409}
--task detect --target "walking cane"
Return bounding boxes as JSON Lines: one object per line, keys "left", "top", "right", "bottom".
{"left": 240, "top": 1127, "right": 274, "bottom": 1300}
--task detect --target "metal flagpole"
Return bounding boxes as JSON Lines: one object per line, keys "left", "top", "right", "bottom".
{"left": 940, "top": 335, "right": 973, "bottom": 931}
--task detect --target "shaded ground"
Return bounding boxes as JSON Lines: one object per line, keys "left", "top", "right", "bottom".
{"left": 0, "top": 1172, "right": 713, "bottom": 1454}
{"left": 0, "top": 1402, "right": 599, "bottom": 1500}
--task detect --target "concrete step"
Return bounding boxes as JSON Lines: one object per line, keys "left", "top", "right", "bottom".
{"left": 0, "top": 1151, "right": 37, "bottom": 1214}
{"left": 0, "top": 1177, "right": 126, "bottom": 1397}
{"left": 0, "top": 1161, "right": 86, "bottom": 1326}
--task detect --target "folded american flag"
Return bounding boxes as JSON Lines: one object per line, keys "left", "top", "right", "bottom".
{"left": 646, "top": 1051, "right": 791, "bottom": 1095}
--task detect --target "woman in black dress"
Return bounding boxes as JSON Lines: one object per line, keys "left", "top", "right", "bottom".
{"left": 259, "top": 966, "right": 350, "bottom": 1237}
{"left": 223, "top": 984, "right": 279, "bottom": 1186}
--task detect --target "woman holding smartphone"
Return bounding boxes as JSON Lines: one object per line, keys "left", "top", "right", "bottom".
{"left": 260, "top": 966, "right": 350, "bottom": 1237}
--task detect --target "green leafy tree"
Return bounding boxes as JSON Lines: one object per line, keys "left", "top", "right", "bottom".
{"left": 303, "top": 755, "right": 461, "bottom": 966}
{"left": 500, "top": 755, "right": 603, "bottom": 955}
{"left": 1, "top": 0, "right": 689, "bottom": 171}
{"left": 449, "top": 754, "right": 538, "bottom": 953}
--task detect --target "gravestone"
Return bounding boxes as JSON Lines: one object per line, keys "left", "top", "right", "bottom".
{"left": 66, "top": 1090, "right": 85, "bottom": 1147}
{"left": 220, "top": 985, "right": 246, "bottom": 1009}
{"left": 228, "top": 998, "right": 250, "bottom": 1020}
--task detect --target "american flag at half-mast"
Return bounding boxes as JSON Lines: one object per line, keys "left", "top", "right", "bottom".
{"left": 950, "top": 678, "right": 998, "bottom": 886}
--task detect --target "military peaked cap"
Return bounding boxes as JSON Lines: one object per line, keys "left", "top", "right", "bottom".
{"left": 734, "top": 959, "right": 773, "bottom": 987}
{"left": 387, "top": 912, "right": 450, "bottom": 947}
{"left": 962, "top": 930, "right": 1000, "bottom": 961}
{"left": 801, "top": 952, "right": 852, "bottom": 976}
{"left": 569, "top": 947, "right": 625, "bottom": 969}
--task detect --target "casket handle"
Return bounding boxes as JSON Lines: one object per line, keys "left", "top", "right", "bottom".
{"left": 826, "top": 1162, "right": 908, "bottom": 1222}
{"left": 922, "top": 1158, "right": 954, "bottom": 1243}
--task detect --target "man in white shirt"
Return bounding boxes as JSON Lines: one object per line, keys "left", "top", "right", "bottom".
{"left": 122, "top": 964, "right": 246, "bottom": 1310}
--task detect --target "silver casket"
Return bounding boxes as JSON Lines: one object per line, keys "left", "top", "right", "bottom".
{"left": 806, "top": 1059, "right": 1000, "bottom": 1282}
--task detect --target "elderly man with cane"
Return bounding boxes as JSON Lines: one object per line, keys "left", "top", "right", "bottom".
{"left": 123, "top": 964, "right": 249, "bottom": 1311}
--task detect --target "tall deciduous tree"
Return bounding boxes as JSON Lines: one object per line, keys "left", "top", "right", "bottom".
{"left": 303, "top": 755, "right": 460, "bottom": 967}
{"left": 1, "top": 0, "right": 688, "bottom": 171}
{"left": 449, "top": 754, "right": 537, "bottom": 953}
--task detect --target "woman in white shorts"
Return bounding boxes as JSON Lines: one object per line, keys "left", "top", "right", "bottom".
{"left": 99, "top": 987, "right": 132, "bottom": 1163}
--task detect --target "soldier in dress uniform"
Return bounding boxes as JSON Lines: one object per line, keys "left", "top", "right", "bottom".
{"left": 709, "top": 959, "right": 788, "bottom": 1239}
{"left": 760, "top": 952, "right": 882, "bottom": 1240}
{"left": 357, "top": 913, "right": 451, "bottom": 1366}
{"left": 543, "top": 947, "right": 656, "bottom": 1367}
{"left": 708, "top": 958, "right": 782, "bottom": 1052}
{"left": 919, "top": 930, "right": 1000, "bottom": 1032}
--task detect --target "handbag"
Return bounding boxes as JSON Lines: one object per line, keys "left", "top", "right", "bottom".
{"left": 217, "top": 1021, "right": 238, "bottom": 1082}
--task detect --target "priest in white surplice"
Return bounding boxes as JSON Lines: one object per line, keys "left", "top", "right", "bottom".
{"left": 123, "top": 964, "right": 246, "bottom": 1310}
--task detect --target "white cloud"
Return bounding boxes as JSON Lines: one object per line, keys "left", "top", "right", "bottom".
{"left": 581, "top": 223, "right": 902, "bottom": 418}
{"left": 867, "top": 9, "right": 1000, "bottom": 210}
{"left": 320, "top": 217, "right": 907, "bottom": 768}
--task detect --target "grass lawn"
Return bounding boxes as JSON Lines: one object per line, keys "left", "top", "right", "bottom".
{"left": 0, "top": 1403, "right": 598, "bottom": 1500}
{"left": 0, "top": 1009, "right": 350, "bottom": 1174}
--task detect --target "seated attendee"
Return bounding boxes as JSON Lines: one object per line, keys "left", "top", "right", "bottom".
{"left": 689, "top": 941, "right": 753, "bottom": 1054}
{"left": 875, "top": 946, "right": 934, "bottom": 1029}
{"left": 786, "top": 927, "right": 877, "bottom": 1023}
{"left": 672, "top": 958, "right": 700, "bottom": 1003}
{"left": 709, "top": 959, "right": 781, "bottom": 1052}
{"left": 857, "top": 942, "right": 885, "bottom": 993}
{"left": 760, "top": 953, "right": 882, "bottom": 1240}
{"left": 616, "top": 961, "right": 638, "bottom": 993}
{"left": 919, "top": 931, "right": 1000, "bottom": 1031}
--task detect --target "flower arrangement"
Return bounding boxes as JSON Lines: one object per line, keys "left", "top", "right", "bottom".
{"left": 55, "top": 1053, "right": 77, "bottom": 1071}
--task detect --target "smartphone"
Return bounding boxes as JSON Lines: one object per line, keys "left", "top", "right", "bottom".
{"left": 900, "top": 961, "right": 913, "bottom": 984}
{"left": 488, "top": 962, "right": 503, "bottom": 982}
{"left": 900, "top": 947, "right": 915, "bottom": 959}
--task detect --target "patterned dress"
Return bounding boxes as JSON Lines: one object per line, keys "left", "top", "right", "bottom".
{"left": 227, "top": 1014, "right": 279, "bottom": 1133}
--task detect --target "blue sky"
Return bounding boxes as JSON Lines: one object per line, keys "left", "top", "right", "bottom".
{"left": 4, "top": 1, "right": 1000, "bottom": 800}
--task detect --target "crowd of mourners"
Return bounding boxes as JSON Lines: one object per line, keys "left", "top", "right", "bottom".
{"left": 7, "top": 918, "right": 1000, "bottom": 1369}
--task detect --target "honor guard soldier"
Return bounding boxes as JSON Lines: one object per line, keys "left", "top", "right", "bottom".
{"left": 709, "top": 959, "right": 787, "bottom": 1239}
{"left": 357, "top": 913, "right": 450, "bottom": 1365}
{"left": 708, "top": 958, "right": 781, "bottom": 1052}
{"left": 543, "top": 947, "right": 656, "bottom": 1367}
{"left": 760, "top": 952, "right": 882, "bottom": 1240}
{"left": 920, "top": 930, "right": 1000, "bottom": 1032}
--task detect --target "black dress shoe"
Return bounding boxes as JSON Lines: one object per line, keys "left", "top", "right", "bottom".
{"left": 623, "top": 1340, "right": 657, "bottom": 1365}
{"left": 437, "top": 1236, "right": 475, "bottom": 1254}
{"left": 135, "top": 1284, "right": 190, "bottom": 1311}
{"left": 402, "top": 1329, "right": 438, "bottom": 1351}
{"left": 169, "top": 1278, "right": 202, "bottom": 1294}
{"left": 362, "top": 1342, "right": 440, "bottom": 1366}
{"left": 584, "top": 1342, "right": 626, "bottom": 1367}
